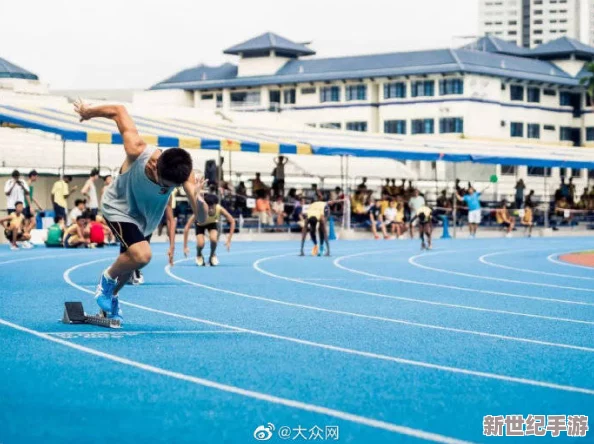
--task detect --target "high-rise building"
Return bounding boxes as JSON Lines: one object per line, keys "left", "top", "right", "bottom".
{"left": 479, "top": 0, "right": 582, "bottom": 48}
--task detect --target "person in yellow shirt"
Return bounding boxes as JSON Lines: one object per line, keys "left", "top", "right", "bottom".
{"left": 409, "top": 205, "right": 433, "bottom": 250}
{"left": 183, "top": 194, "right": 235, "bottom": 266}
{"left": 0, "top": 201, "right": 33, "bottom": 250}
{"left": 51, "top": 175, "right": 77, "bottom": 221}
{"left": 299, "top": 198, "right": 329, "bottom": 256}
{"left": 495, "top": 199, "right": 515, "bottom": 237}
{"left": 521, "top": 204, "right": 534, "bottom": 237}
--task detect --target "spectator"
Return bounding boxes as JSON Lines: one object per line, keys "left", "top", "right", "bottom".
{"left": 292, "top": 197, "right": 306, "bottom": 222}
{"left": 525, "top": 189, "right": 535, "bottom": 208}
{"left": 381, "top": 179, "right": 391, "bottom": 197}
{"left": 4, "top": 170, "right": 29, "bottom": 215}
{"left": 235, "top": 181, "right": 247, "bottom": 216}
{"left": 85, "top": 212, "right": 107, "bottom": 247}
{"left": 271, "top": 195, "right": 286, "bottom": 226}
{"left": 45, "top": 215, "right": 65, "bottom": 247}
{"left": 69, "top": 199, "right": 87, "bottom": 225}
{"left": 357, "top": 177, "right": 367, "bottom": 191}
{"left": 0, "top": 201, "right": 33, "bottom": 250}
{"left": 204, "top": 158, "right": 221, "bottom": 187}
{"left": 514, "top": 179, "right": 525, "bottom": 209}
{"left": 367, "top": 199, "right": 388, "bottom": 239}
{"left": 100, "top": 175, "right": 112, "bottom": 204}
{"left": 521, "top": 204, "right": 534, "bottom": 237}
{"left": 254, "top": 195, "right": 272, "bottom": 225}
{"left": 568, "top": 177, "right": 576, "bottom": 205}
{"left": 408, "top": 189, "right": 426, "bottom": 220}
{"left": 81, "top": 168, "right": 100, "bottom": 216}
{"left": 272, "top": 156, "right": 288, "bottom": 197}
{"left": 251, "top": 173, "right": 267, "bottom": 197}
{"left": 383, "top": 198, "right": 407, "bottom": 239}
{"left": 63, "top": 215, "right": 89, "bottom": 248}
{"left": 560, "top": 177, "right": 569, "bottom": 200}
{"left": 455, "top": 185, "right": 486, "bottom": 238}
{"left": 51, "top": 175, "right": 77, "bottom": 220}
{"left": 495, "top": 199, "right": 515, "bottom": 237}
{"left": 351, "top": 191, "right": 367, "bottom": 223}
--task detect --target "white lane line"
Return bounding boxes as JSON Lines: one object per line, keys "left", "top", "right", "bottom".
{"left": 255, "top": 253, "right": 594, "bottom": 326}
{"left": 0, "top": 317, "right": 471, "bottom": 444}
{"left": 333, "top": 251, "right": 594, "bottom": 308}
{"left": 409, "top": 250, "right": 594, "bottom": 293}
{"left": 479, "top": 250, "right": 594, "bottom": 281}
{"left": 548, "top": 252, "right": 594, "bottom": 271}
{"left": 0, "top": 252, "right": 111, "bottom": 266}
{"left": 59, "top": 258, "right": 594, "bottom": 395}
{"left": 44, "top": 330, "right": 247, "bottom": 336}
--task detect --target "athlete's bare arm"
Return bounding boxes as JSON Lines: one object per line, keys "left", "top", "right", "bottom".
{"left": 183, "top": 173, "right": 208, "bottom": 225}
{"left": 74, "top": 100, "right": 146, "bottom": 163}
{"left": 165, "top": 198, "right": 176, "bottom": 266}
{"left": 183, "top": 214, "right": 196, "bottom": 257}
{"left": 219, "top": 207, "right": 236, "bottom": 251}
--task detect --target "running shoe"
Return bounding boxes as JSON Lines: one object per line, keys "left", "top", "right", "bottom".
{"left": 319, "top": 245, "right": 324, "bottom": 256}
{"left": 209, "top": 255, "right": 219, "bottom": 266}
{"left": 95, "top": 270, "right": 118, "bottom": 314}
{"left": 21, "top": 241, "right": 34, "bottom": 249}
{"left": 10, "top": 244, "right": 18, "bottom": 251}
{"left": 196, "top": 255, "right": 205, "bottom": 266}
{"left": 311, "top": 245, "right": 319, "bottom": 256}
{"left": 127, "top": 269, "right": 144, "bottom": 285}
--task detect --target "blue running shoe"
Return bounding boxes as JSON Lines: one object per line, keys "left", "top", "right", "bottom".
{"left": 319, "top": 244, "right": 324, "bottom": 257}
{"left": 95, "top": 270, "right": 117, "bottom": 314}
{"left": 108, "top": 296, "right": 123, "bottom": 321}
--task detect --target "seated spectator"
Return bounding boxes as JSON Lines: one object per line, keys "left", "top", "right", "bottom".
{"left": 495, "top": 200, "right": 515, "bottom": 237}
{"left": 521, "top": 204, "right": 535, "bottom": 237}
{"left": 85, "top": 211, "right": 113, "bottom": 246}
{"left": 69, "top": 199, "right": 87, "bottom": 225}
{"left": 351, "top": 191, "right": 367, "bottom": 223}
{"left": 383, "top": 199, "right": 407, "bottom": 239}
{"left": 291, "top": 197, "right": 305, "bottom": 222}
{"left": 271, "top": 195, "right": 286, "bottom": 226}
{"left": 63, "top": 216, "right": 90, "bottom": 248}
{"left": 254, "top": 195, "right": 273, "bottom": 225}
{"left": 556, "top": 197, "right": 573, "bottom": 223}
{"left": 45, "top": 216, "right": 66, "bottom": 247}
{"left": 0, "top": 201, "right": 33, "bottom": 250}
{"left": 525, "top": 189, "right": 535, "bottom": 208}
{"left": 251, "top": 173, "right": 267, "bottom": 196}
{"left": 366, "top": 199, "right": 389, "bottom": 240}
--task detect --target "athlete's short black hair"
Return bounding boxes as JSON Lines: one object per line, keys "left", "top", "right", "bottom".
{"left": 90, "top": 168, "right": 99, "bottom": 177}
{"left": 157, "top": 148, "right": 193, "bottom": 185}
{"left": 418, "top": 212, "right": 426, "bottom": 223}
{"left": 204, "top": 193, "right": 219, "bottom": 206}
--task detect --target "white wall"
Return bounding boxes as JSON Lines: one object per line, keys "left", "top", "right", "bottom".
{"left": 237, "top": 54, "right": 291, "bottom": 77}
{"left": 133, "top": 89, "right": 193, "bottom": 107}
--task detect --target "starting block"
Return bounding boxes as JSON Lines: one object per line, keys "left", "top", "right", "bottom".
{"left": 61, "top": 302, "right": 121, "bottom": 329}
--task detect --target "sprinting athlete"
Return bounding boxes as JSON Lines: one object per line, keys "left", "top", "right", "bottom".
{"left": 299, "top": 199, "right": 330, "bottom": 256}
{"left": 409, "top": 205, "right": 433, "bottom": 250}
{"left": 183, "top": 194, "right": 236, "bottom": 266}
{"left": 74, "top": 100, "right": 207, "bottom": 323}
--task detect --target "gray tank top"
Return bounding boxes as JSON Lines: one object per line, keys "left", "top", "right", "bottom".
{"left": 101, "top": 146, "right": 173, "bottom": 236}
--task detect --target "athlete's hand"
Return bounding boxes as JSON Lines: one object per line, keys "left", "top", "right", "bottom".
{"left": 167, "top": 247, "right": 175, "bottom": 266}
{"left": 225, "top": 237, "right": 231, "bottom": 252}
{"left": 183, "top": 246, "right": 190, "bottom": 258}
{"left": 74, "top": 98, "right": 92, "bottom": 122}
{"left": 195, "top": 176, "right": 206, "bottom": 196}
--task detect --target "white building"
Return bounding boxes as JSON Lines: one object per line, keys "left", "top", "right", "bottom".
{"left": 479, "top": 0, "right": 583, "bottom": 48}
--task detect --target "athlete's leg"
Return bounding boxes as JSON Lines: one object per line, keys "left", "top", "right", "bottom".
{"left": 108, "top": 241, "right": 152, "bottom": 294}
{"left": 299, "top": 222, "right": 307, "bottom": 256}
{"left": 196, "top": 233, "right": 206, "bottom": 265}
{"left": 425, "top": 223, "right": 433, "bottom": 249}
{"left": 209, "top": 229, "right": 219, "bottom": 265}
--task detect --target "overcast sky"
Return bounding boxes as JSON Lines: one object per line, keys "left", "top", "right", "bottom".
{"left": 0, "top": 0, "right": 479, "bottom": 90}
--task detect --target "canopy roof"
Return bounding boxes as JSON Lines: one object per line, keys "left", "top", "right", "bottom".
{"left": 1, "top": 104, "right": 594, "bottom": 169}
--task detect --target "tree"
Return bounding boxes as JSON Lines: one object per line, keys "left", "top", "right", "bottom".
{"left": 578, "top": 62, "right": 594, "bottom": 147}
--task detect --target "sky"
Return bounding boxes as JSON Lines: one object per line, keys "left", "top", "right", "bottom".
{"left": 0, "top": 0, "right": 479, "bottom": 90}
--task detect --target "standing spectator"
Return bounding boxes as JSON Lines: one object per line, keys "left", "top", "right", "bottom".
{"left": 514, "top": 179, "right": 525, "bottom": 209}
{"left": 381, "top": 179, "right": 391, "bottom": 197}
{"left": 357, "top": 177, "right": 368, "bottom": 192}
{"left": 272, "top": 156, "right": 288, "bottom": 197}
{"left": 24, "top": 170, "right": 42, "bottom": 223}
{"left": 69, "top": 199, "right": 87, "bottom": 225}
{"left": 4, "top": 170, "right": 29, "bottom": 215}
{"left": 525, "top": 189, "right": 535, "bottom": 208}
{"left": 100, "top": 175, "right": 112, "bottom": 205}
{"left": 251, "top": 172, "right": 267, "bottom": 197}
{"left": 0, "top": 201, "right": 33, "bottom": 250}
{"left": 235, "top": 181, "right": 247, "bottom": 216}
{"left": 81, "top": 168, "right": 100, "bottom": 216}
{"left": 271, "top": 195, "right": 286, "bottom": 226}
{"left": 254, "top": 194, "right": 272, "bottom": 225}
{"left": 51, "top": 175, "right": 77, "bottom": 220}
{"left": 455, "top": 186, "right": 486, "bottom": 238}
{"left": 568, "top": 177, "right": 576, "bottom": 205}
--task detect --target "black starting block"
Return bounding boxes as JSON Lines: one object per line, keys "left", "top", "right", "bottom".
{"left": 61, "top": 302, "right": 121, "bottom": 329}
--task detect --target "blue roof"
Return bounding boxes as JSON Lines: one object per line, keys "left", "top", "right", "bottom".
{"left": 153, "top": 63, "right": 237, "bottom": 89}
{"left": 461, "top": 36, "right": 531, "bottom": 56}
{"left": 151, "top": 46, "right": 580, "bottom": 90}
{"left": 0, "top": 57, "right": 38, "bottom": 80}
{"left": 530, "top": 37, "right": 594, "bottom": 58}
{"left": 224, "top": 32, "right": 315, "bottom": 56}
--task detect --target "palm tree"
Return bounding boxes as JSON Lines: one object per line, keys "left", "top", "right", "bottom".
{"left": 579, "top": 62, "right": 594, "bottom": 147}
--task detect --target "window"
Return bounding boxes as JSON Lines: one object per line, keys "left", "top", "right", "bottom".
{"left": 534, "top": 19, "right": 543, "bottom": 24}
{"left": 320, "top": 122, "right": 341, "bottom": 129}
{"left": 534, "top": 0, "right": 542, "bottom": 3}
{"left": 384, "top": 82, "right": 406, "bottom": 99}
{"left": 384, "top": 120, "right": 407, "bottom": 134}
{"left": 201, "top": 93, "right": 214, "bottom": 100}
{"left": 560, "top": 126, "right": 573, "bottom": 141}
{"left": 320, "top": 86, "right": 340, "bottom": 102}
{"left": 589, "top": 169, "right": 594, "bottom": 180}
{"left": 543, "top": 89, "right": 556, "bottom": 96}
{"left": 508, "top": 20, "right": 517, "bottom": 25}
{"left": 527, "top": 87, "right": 540, "bottom": 103}
{"left": 230, "top": 91, "right": 261, "bottom": 104}
{"left": 571, "top": 168, "right": 581, "bottom": 178}
{"left": 527, "top": 123, "right": 540, "bottom": 139}
{"left": 345, "top": 84, "right": 367, "bottom": 101}
{"left": 544, "top": 124, "right": 555, "bottom": 131}
{"left": 510, "top": 122, "right": 524, "bottom": 137}
{"left": 216, "top": 94, "right": 222, "bottom": 108}
{"left": 439, "top": 117, "right": 464, "bottom": 133}
{"left": 283, "top": 89, "right": 296, "bottom": 104}
{"left": 510, "top": 85, "right": 524, "bottom": 101}
{"left": 411, "top": 80, "right": 435, "bottom": 97}
{"left": 534, "top": 29, "right": 543, "bottom": 34}
{"left": 534, "top": 39, "right": 543, "bottom": 44}
{"left": 587, "top": 127, "right": 594, "bottom": 141}
{"left": 509, "top": 31, "right": 517, "bottom": 35}
{"left": 560, "top": 92, "right": 571, "bottom": 106}
{"left": 346, "top": 121, "right": 367, "bottom": 132}
{"left": 439, "top": 79, "right": 464, "bottom": 95}
{"left": 534, "top": 9, "right": 542, "bottom": 14}
{"left": 501, "top": 165, "right": 517, "bottom": 175}
{"left": 528, "top": 167, "right": 552, "bottom": 176}
{"left": 412, "top": 119, "right": 435, "bottom": 134}
{"left": 301, "top": 87, "right": 316, "bottom": 95}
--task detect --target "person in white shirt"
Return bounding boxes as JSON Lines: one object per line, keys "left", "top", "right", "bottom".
{"left": 4, "top": 170, "right": 30, "bottom": 214}
{"left": 408, "top": 188, "right": 426, "bottom": 238}
{"left": 81, "top": 168, "right": 100, "bottom": 216}
{"left": 69, "top": 199, "right": 87, "bottom": 225}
